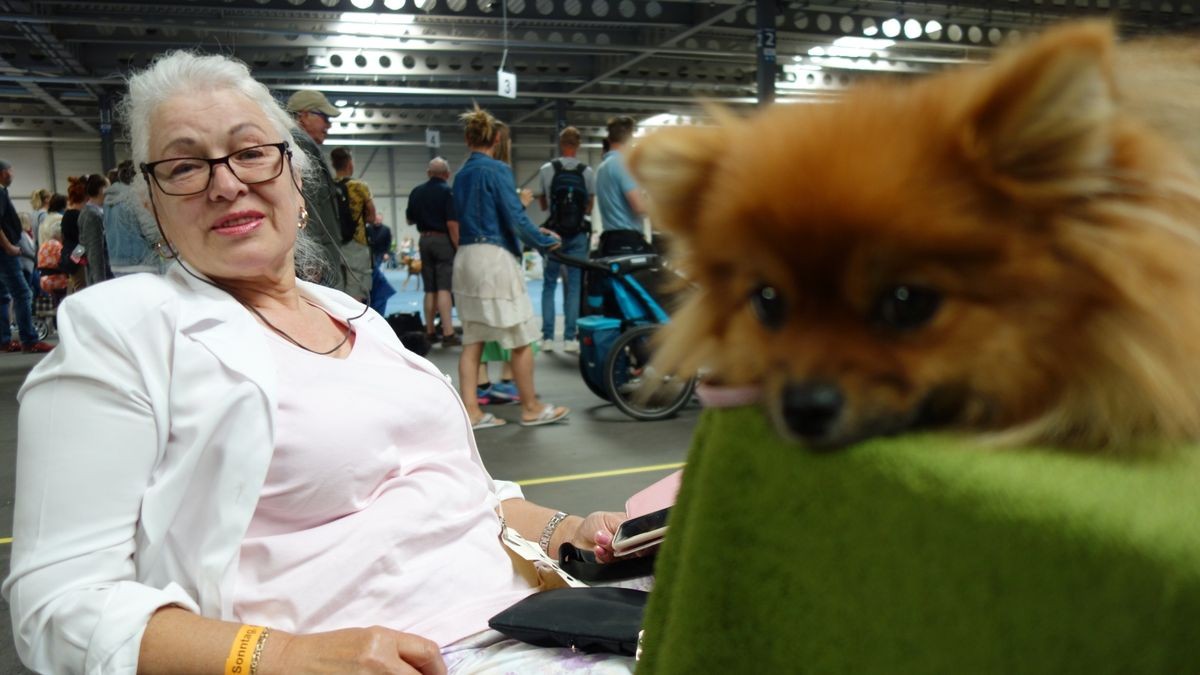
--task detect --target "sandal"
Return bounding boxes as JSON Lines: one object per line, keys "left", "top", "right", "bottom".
{"left": 471, "top": 412, "right": 507, "bottom": 430}
{"left": 520, "top": 403, "right": 570, "bottom": 427}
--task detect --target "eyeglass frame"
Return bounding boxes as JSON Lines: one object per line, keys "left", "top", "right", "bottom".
{"left": 139, "top": 141, "right": 293, "bottom": 197}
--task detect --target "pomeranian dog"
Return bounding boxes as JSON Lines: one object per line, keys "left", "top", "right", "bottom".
{"left": 630, "top": 21, "right": 1200, "bottom": 451}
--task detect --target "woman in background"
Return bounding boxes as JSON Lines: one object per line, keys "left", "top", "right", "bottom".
{"left": 453, "top": 108, "right": 569, "bottom": 429}
{"left": 475, "top": 120, "right": 533, "bottom": 407}
{"left": 77, "top": 173, "right": 113, "bottom": 287}
{"left": 58, "top": 175, "right": 86, "bottom": 292}
{"left": 28, "top": 188, "right": 51, "bottom": 235}
{"left": 17, "top": 213, "right": 36, "bottom": 291}
{"left": 36, "top": 194, "right": 68, "bottom": 304}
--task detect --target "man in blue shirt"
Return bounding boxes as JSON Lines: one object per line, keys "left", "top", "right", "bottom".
{"left": 595, "top": 116, "right": 653, "bottom": 255}
{"left": 406, "top": 157, "right": 460, "bottom": 346}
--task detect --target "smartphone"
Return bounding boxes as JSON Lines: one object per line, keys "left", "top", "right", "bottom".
{"left": 611, "top": 506, "right": 670, "bottom": 557}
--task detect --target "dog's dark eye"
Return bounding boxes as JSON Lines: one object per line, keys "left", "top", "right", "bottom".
{"left": 873, "top": 284, "right": 941, "bottom": 331}
{"left": 749, "top": 284, "right": 787, "bottom": 330}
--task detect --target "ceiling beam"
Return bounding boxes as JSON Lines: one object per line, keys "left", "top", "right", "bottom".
{"left": 514, "top": 1, "right": 754, "bottom": 125}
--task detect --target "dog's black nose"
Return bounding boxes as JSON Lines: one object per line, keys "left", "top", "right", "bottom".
{"left": 781, "top": 381, "right": 844, "bottom": 440}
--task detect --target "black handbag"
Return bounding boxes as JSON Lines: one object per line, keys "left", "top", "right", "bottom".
{"left": 488, "top": 586, "right": 649, "bottom": 656}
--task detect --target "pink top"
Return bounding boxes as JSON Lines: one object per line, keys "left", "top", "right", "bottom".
{"left": 232, "top": 317, "right": 535, "bottom": 646}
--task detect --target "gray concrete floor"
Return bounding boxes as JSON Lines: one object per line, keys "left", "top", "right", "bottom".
{"left": 0, "top": 339, "right": 700, "bottom": 672}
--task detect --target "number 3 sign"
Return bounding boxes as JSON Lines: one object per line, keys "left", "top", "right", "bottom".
{"left": 498, "top": 70, "right": 517, "bottom": 99}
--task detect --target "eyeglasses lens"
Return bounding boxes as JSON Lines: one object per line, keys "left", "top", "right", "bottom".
{"left": 152, "top": 144, "right": 284, "bottom": 196}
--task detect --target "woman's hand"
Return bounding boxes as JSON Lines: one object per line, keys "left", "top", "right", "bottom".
{"left": 518, "top": 188, "right": 534, "bottom": 208}
{"left": 560, "top": 510, "right": 626, "bottom": 564}
{"left": 263, "top": 627, "right": 446, "bottom": 675}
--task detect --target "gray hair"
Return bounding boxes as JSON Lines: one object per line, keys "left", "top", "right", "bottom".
{"left": 428, "top": 157, "right": 451, "bottom": 177}
{"left": 120, "top": 51, "right": 327, "bottom": 280}
{"left": 121, "top": 51, "right": 310, "bottom": 178}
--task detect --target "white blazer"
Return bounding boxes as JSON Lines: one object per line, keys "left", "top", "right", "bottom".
{"left": 2, "top": 265, "right": 519, "bottom": 674}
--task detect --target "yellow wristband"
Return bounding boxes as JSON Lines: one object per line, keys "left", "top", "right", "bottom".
{"left": 225, "top": 625, "right": 265, "bottom": 675}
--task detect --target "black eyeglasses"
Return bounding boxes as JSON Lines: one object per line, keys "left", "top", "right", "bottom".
{"left": 140, "top": 141, "right": 291, "bottom": 196}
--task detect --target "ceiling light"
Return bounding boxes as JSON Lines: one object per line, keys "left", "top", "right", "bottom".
{"left": 832, "top": 37, "right": 895, "bottom": 51}
{"left": 384, "top": 0, "right": 406, "bottom": 7}
{"left": 925, "top": 20, "right": 943, "bottom": 34}
{"left": 881, "top": 18, "right": 901, "bottom": 38}
{"left": 335, "top": 99, "right": 349, "bottom": 106}
{"left": 862, "top": 24, "right": 878, "bottom": 36}
{"left": 903, "top": 19, "right": 922, "bottom": 39}
{"left": 350, "top": 0, "right": 375, "bottom": 8}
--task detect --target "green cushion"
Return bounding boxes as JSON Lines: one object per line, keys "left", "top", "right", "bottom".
{"left": 638, "top": 407, "right": 1200, "bottom": 674}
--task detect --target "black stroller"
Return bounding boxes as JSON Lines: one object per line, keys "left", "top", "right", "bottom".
{"left": 550, "top": 250, "right": 695, "bottom": 421}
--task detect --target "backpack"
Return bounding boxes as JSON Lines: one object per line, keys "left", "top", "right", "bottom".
{"left": 548, "top": 159, "right": 589, "bottom": 237}
{"left": 332, "top": 178, "right": 359, "bottom": 244}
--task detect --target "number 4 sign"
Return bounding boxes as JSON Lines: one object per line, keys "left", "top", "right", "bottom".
{"left": 497, "top": 70, "right": 517, "bottom": 99}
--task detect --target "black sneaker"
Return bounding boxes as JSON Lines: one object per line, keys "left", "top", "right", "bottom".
{"left": 441, "top": 334, "right": 462, "bottom": 347}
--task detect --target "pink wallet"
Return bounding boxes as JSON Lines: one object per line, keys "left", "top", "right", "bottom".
{"left": 625, "top": 470, "right": 683, "bottom": 519}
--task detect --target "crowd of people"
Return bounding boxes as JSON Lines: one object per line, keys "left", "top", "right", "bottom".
{"left": 0, "top": 160, "right": 155, "bottom": 354}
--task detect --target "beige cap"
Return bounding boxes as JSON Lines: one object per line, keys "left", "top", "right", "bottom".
{"left": 285, "top": 90, "right": 341, "bottom": 117}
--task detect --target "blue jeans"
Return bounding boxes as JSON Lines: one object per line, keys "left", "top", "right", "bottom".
{"left": 541, "top": 233, "right": 588, "bottom": 341}
{"left": 0, "top": 253, "right": 37, "bottom": 345}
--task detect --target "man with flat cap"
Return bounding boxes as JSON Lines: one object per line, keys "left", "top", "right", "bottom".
{"left": 286, "top": 90, "right": 370, "bottom": 302}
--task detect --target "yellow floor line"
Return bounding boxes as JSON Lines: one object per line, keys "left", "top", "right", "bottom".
{"left": 0, "top": 537, "right": 11, "bottom": 545}
{"left": 516, "top": 462, "right": 684, "bottom": 487}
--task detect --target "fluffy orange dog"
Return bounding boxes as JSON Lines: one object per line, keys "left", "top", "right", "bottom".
{"left": 630, "top": 21, "right": 1200, "bottom": 451}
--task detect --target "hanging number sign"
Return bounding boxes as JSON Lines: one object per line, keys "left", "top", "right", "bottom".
{"left": 498, "top": 70, "right": 518, "bottom": 99}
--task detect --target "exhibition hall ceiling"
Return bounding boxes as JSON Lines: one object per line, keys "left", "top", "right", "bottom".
{"left": 0, "top": 0, "right": 1196, "bottom": 146}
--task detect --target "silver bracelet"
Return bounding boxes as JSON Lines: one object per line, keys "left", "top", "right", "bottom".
{"left": 539, "top": 511, "right": 570, "bottom": 556}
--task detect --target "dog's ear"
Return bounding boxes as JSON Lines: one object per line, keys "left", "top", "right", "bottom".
{"left": 628, "top": 124, "right": 729, "bottom": 234}
{"left": 961, "top": 21, "right": 1117, "bottom": 201}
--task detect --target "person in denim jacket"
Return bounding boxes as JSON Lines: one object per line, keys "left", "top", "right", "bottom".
{"left": 452, "top": 106, "right": 570, "bottom": 430}
{"left": 105, "top": 159, "right": 164, "bottom": 276}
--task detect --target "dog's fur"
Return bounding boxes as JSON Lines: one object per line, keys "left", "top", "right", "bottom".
{"left": 630, "top": 22, "right": 1200, "bottom": 451}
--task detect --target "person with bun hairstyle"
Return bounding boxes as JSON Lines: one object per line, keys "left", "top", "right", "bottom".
{"left": 58, "top": 175, "right": 87, "bottom": 291}
{"left": 453, "top": 107, "right": 570, "bottom": 429}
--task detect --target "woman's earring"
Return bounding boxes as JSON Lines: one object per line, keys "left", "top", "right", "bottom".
{"left": 154, "top": 240, "right": 178, "bottom": 260}
{"left": 298, "top": 204, "right": 309, "bottom": 230}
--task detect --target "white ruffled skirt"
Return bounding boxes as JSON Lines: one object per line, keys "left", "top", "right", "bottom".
{"left": 452, "top": 243, "right": 540, "bottom": 349}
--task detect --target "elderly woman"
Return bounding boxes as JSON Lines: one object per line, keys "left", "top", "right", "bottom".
{"left": 453, "top": 108, "right": 569, "bottom": 429}
{"left": 4, "top": 52, "right": 632, "bottom": 674}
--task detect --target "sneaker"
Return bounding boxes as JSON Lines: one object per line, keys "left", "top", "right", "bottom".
{"left": 4, "top": 340, "right": 21, "bottom": 353}
{"left": 22, "top": 341, "right": 54, "bottom": 354}
{"left": 477, "top": 384, "right": 494, "bottom": 406}
{"left": 542, "top": 339, "right": 558, "bottom": 352}
{"left": 441, "top": 333, "right": 462, "bottom": 347}
{"left": 562, "top": 339, "right": 580, "bottom": 354}
{"left": 489, "top": 381, "right": 521, "bottom": 404}
{"left": 426, "top": 332, "right": 442, "bottom": 344}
